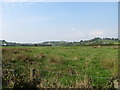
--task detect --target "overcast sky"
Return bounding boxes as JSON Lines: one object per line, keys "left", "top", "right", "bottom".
{"left": 1, "top": 2, "right": 118, "bottom": 43}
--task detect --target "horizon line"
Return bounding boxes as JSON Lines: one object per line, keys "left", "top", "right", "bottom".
{"left": 0, "top": 37, "right": 119, "bottom": 44}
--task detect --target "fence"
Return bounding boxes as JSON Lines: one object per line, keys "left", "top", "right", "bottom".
{"left": 2, "top": 68, "right": 119, "bottom": 88}
{"left": 29, "top": 68, "right": 119, "bottom": 88}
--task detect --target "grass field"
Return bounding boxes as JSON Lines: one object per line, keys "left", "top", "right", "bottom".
{"left": 2, "top": 46, "right": 118, "bottom": 88}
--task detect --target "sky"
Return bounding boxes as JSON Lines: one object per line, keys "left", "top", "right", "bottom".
{"left": 1, "top": 2, "right": 118, "bottom": 43}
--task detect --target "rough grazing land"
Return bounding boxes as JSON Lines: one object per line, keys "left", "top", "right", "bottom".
{"left": 2, "top": 46, "right": 118, "bottom": 88}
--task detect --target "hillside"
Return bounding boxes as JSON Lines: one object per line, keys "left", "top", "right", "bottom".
{"left": 0, "top": 37, "right": 119, "bottom": 46}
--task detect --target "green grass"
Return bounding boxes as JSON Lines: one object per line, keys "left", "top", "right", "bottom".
{"left": 2, "top": 46, "right": 118, "bottom": 88}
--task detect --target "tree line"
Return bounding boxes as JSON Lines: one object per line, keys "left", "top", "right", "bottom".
{"left": 0, "top": 37, "right": 119, "bottom": 46}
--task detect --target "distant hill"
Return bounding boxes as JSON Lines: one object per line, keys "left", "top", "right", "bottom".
{"left": 37, "top": 37, "right": 119, "bottom": 46}
{"left": 79, "top": 37, "right": 119, "bottom": 46}
{"left": 0, "top": 40, "right": 21, "bottom": 46}
{"left": 0, "top": 37, "right": 119, "bottom": 46}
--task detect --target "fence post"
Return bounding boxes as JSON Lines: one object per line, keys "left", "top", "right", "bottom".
{"left": 88, "top": 75, "right": 89, "bottom": 88}
{"left": 30, "top": 68, "right": 36, "bottom": 81}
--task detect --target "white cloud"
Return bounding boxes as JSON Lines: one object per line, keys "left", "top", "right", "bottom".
{"left": 65, "top": 29, "right": 107, "bottom": 41}
{"left": 3, "top": 0, "right": 119, "bottom": 2}
{"left": 3, "top": 0, "right": 46, "bottom": 2}
{"left": 66, "top": 31, "right": 86, "bottom": 40}
{"left": 3, "top": 0, "right": 36, "bottom": 1}
{"left": 3, "top": 2, "right": 34, "bottom": 8}
{"left": 7, "top": 16, "right": 55, "bottom": 25}
{"left": 71, "top": 28, "right": 76, "bottom": 31}
{"left": 89, "top": 30, "right": 105, "bottom": 37}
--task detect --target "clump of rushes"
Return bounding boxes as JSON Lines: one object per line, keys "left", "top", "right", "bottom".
{"left": 48, "top": 54, "right": 65, "bottom": 64}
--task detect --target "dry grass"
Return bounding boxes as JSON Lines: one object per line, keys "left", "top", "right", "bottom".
{"left": 100, "top": 59, "right": 117, "bottom": 70}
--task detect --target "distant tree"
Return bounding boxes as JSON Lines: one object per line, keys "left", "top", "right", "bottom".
{"left": 112, "top": 38, "right": 114, "bottom": 40}
{"left": 34, "top": 44, "right": 38, "bottom": 46}
{"left": 80, "top": 40, "right": 84, "bottom": 42}
{"left": 94, "top": 37, "right": 101, "bottom": 40}
{"left": 105, "top": 38, "right": 111, "bottom": 40}
{"left": 115, "top": 38, "right": 118, "bottom": 41}
{"left": 2, "top": 40, "right": 6, "bottom": 42}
